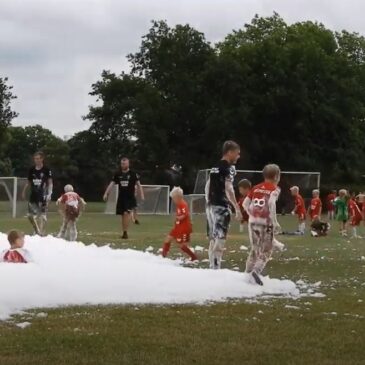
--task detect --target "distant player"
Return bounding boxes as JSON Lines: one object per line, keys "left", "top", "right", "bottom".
{"left": 333, "top": 189, "right": 349, "bottom": 236}
{"left": 22, "top": 151, "right": 53, "bottom": 236}
{"left": 290, "top": 186, "right": 306, "bottom": 235}
{"left": 0, "top": 230, "right": 32, "bottom": 263}
{"left": 308, "top": 189, "right": 322, "bottom": 221}
{"left": 103, "top": 158, "right": 145, "bottom": 239}
{"left": 243, "top": 164, "right": 281, "bottom": 285}
{"left": 205, "top": 141, "right": 242, "bottom": 270}
{"left": 237, "top": 179, "right": 251, "bottom": 232}
{"left": 161, "top": 187, "right": 197, "bottom": 261}
{"left": 348, "top": 193, "right": 362, "bottom": 238}
{"left": 326, "top": 190, "right": 337, "bottom": 220}
{"left": 56, "top": 184, "right": 87, "bottom": 241}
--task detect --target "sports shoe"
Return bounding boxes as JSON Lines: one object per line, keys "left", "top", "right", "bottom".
{"left": 134, "top": 220, "right": 140, "bottom": 225}
{"left": 251, "top": 271, "right": 263, "bottom": 286}
{"left": 121, "top": 231, "right": 128, "bottom": 239}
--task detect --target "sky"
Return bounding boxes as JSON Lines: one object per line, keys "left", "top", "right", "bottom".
{"left": 1, "top": 0, "right": 364, "bottom": 138}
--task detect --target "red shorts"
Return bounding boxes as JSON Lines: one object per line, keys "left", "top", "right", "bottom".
{"left": 298, "top": 212, "right": 306, "bottom": 220}
{"left": 169, "top": 226, "right": 191, "bottom": 244}
{"left": 351, "top": 216, "right": 362, "bottom": 226}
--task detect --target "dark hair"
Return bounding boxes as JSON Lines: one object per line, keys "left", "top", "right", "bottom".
{"left": 222, "top": 140, "right": 240, "bottom": 155}
{"left": 33, "top": 151, "right": 44, "bottom": 159}
{"left": 238, "top": 179, "right": 252, "bottom": 189}
{"left": 7, "top": 230, "right": 24, "bottom": 245}
{"left": 121, "top": 157, "right": 129, "bottom": 162}
{"left": 263, "top": 164, "right": 281, "bottom": 180}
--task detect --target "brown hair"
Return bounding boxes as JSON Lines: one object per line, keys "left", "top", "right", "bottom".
{"left": 222, "top": 140, "right": 240, "bottom": 155}
{"left": 7, "top": 230, "right": 24, "bottom": 245}
{"left": 33, "top": 151, "right": 45, "bottom": 159}
{"left": 238, "top": 179, "right": 252, "bottom": 189}
{"left": 263, "top": 164, "right": 281, "bottom": 180}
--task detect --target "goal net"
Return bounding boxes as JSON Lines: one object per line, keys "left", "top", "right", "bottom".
{"left": 104, "top": 185, "right": 170, "bottom": 215}
{"left": 0, "top": 177, "right": 29, "bottom": 218}
{"left": 194, "top": 169, "right": 321, "bottom": 214}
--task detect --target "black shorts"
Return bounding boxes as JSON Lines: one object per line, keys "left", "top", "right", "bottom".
{"left": 116, "top": 196, "right": 137, "bottom": 215}
{"left": 28, "top": 200, "right": 47, "bottom": 216}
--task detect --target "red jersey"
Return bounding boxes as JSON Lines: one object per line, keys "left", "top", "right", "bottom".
{"left": 326, "top": 193, "right": 336, "bottom": 211}
{"left": 294, "top": 194, "right": 306, "bottom": 218}
{"left": 309, "top": 197, "right": 322, "bottom": 220}
{"left": 171, "top": 199, "right": 192, "bottom": 234}
{"left": 61, "top": 192, "right": 81, "bottom": 208}
{"left": 0, "top": 248, "right": 31, "bottom": 263}
{"left": 238, "top": 196, "right": 249, "bottom": 223}
{"left": 246, "top": 181, "right": 280, "bottom": 225}
{"left": 349, "top": 199, "right": 362, "bottom": 220}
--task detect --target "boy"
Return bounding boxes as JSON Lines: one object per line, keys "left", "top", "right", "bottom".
{"left": 56, "top": 184, "right": 86, "bottom": 241}
{"left": 310, "top": 217, "right": 330, "bottom": 237}
{"left": 348, "top": 193, "right": 362, "bottom": 238}
{"left": 290, "top": 186, "right": 306, "bottom": 235}
{"left": 333, "top": 189, "right": 349, "bottom": 236}
{"left": 308, "top": 189, "right": 322, "bottom": 221}
{"left": 0, "top": 230, "right": 32, "bottom": 263}
{"left": 237, "top": 179, "right": 251, "bottom": 232}
{"left": 162, "top": 187, "right": 197, "bottom": 261}
{"left": 243, "top": 164, "right": 281, "bottom": 286}
{"left": 326, "top": 190, "right": 337, "bottom": 220}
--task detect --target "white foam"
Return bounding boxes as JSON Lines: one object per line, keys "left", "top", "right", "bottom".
{"left": 0, "top": 233, "right": 299, "bottom": 320}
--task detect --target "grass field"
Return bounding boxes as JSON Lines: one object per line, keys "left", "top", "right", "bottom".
{"left": 0, "top": 203, "right": 365, "bottom": 365}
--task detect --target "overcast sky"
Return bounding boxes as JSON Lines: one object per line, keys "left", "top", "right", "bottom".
{"left": 1, "top": 0, "right": 364, "bottom": 138}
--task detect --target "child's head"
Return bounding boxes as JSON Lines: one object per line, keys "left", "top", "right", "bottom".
{"left": 332, "top": 189, "right": 337, "bottom": 195}
{"left": 338, "top": 189, "right": 347, "bottom": 198}
{"left": 312, "top": 189, "right": 320, "bottom": 198}
{"left": 7, "top": 230, "right": 25, "bottom": 248}
{"left": 170, "top": 186, "right": 184, "bottom": 204}
{"left": 290, "top": 186, "right": 299, "bottom": 196}
{"left": 64, "top": 184, "right": 74, "bottom": 193}
{"left": 238, "top": 179, "right": 252, "bottom": 196}
{"left": 263, "top": 164, "right": 281, "bottom": 184}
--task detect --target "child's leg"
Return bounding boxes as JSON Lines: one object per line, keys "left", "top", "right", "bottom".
{"left": 57, "top": 218, "right": 68, "bottom": 238}
{"left": 69, "top": 220, "right": 78, "bottom": 241}
{"left": 162, "top": 236, "right": 173, "bottom": 257}
{"left": 252, "top": 225, "right": 273, "bottom": 275}
{"left": 180, "top": 242, "right": 197, "bottom": 261}
{"left": 298, "top": 218, "right": 305, "bottom": 234}
{"left": 246, "top": 224, "right": 259, "bottom": 273}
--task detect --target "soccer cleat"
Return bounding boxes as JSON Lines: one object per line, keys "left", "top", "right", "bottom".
{"left": 121, "top": 231, "right": 128, "bottom": 239}
{"left": 134, "top": 219, "right": 140, "bottom": 225}
{"left": 251, "top": 271, "right": 264, "bottom": 286}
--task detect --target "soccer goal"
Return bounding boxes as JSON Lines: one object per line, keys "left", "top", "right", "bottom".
{"left": 194, "top": 169, "right": 321, "bottom": 214}
{"left": 0, "top": 177, "right": 29, "bottom": 218}
{"left": 104, "top": 185, "right": 170, "bottom": 215}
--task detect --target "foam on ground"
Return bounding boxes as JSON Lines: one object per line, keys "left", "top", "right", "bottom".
{"left": 0, "top": 233, "right": 299, "bottom": 320}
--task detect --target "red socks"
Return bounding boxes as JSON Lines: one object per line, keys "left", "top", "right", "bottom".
{"left": 162, "top": 242, "right": 171, "bottom": 257}
{"left": 180, "top": 245, "right": 198, "bottom": 261}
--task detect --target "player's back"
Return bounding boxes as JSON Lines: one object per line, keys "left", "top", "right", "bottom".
{"left": 1, "top": 248, "right": 30, "bottom": 263}
{"left": 63, "top": 191, "right": 80, "bottom": 207}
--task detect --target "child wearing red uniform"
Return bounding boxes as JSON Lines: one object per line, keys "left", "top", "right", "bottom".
{"left": 0, "top": 230, "right": 31, "bottom": 263}
{"left": 290, "top": 186, "right": 306, "bottom": 235}
{"left": 308, "top": 189, "right": 322, "bottom": 221}
{"left": 349, "top": 195, "right": 362, "bottom": 238}
{"left": 243, "top": 164, "right": 281, "bottom": 285}
{"left": 162, "top": 187, "right": 197, "bottom": 261}
{"left": 326, "top": 190, "right": 337, "bottom": 220}
{"left": 237, "top": 179, "right": 251, "bottom": 232}
{"left": 56, "top": 184, "right": 86, "bottom": 241}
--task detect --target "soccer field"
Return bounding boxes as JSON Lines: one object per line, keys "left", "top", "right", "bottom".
{"left": 0, "top": 206, "right": 365, "bottom": 365}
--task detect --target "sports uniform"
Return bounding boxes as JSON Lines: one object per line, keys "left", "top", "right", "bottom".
{"left": 293, "top": 194, "right": 306, "bottom": 220}
{"left": 113, "top": 170, "right": 140, "bottom": 215}
{"left": 309, "top": 197, "right": 322, "bottom": 220}
{"left": 206, "top": 160, "right": 236, "bottom": 269}
{"left": 333, "top": 197, "right": 349, "bottom": 222}
{"left": 0, "top": 248, "right": 32, "bottom": 263}
{"left": 348, "top": 199, "right": 362, "bottom": 227}
{"left": 244, "top": 181, "right": 280, "bottom": 280}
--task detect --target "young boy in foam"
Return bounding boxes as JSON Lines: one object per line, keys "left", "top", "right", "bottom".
{"left": 162, "top": 187, "right": 197, "bottom": 261}
{"left": 308, "top": 189, "right": 322, "bottom": 221}
{"left": 348, "top": 193, "right": 362, "bottom": 238}
{"left": 237, "top": 179, "right": 251, "bottom": 233}
{"left": 290, "top": 186, "right": 306, "bottom": 235}
{"left": 243, "top": 164, "right": 281, "bottom": 285}
{"left": 56, "top": 184, "right": 86, "bottom": 241}
{"left": 0, "top": 230, "right": 32, "bottom": 263}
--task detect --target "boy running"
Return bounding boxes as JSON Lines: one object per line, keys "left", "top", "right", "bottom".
{"left": 162, "top": 187, "right": 197, "bottom": 261}
{"left": 308, "top": 189, "right": 322, "bottom": 221}
{"left": 237, "top": 179, "right": 251, "bottom": 232}
{"left": 290, "top": 186, "right": 306, "bottom": 235}
{"left": 243, "top": 164, "right": 281, "bottom": 286}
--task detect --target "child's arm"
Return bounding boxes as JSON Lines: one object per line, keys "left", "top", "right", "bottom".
{"left": 269, "top": 190, "right": 280, "bottom": 232}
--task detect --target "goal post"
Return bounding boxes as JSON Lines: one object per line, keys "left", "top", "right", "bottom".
{"left": 104, "top": 184, "right": 170, "bottom": 215}
{"left": 0, "top": 177, "right": 29, "bottom": 218}
{"left": 194, "top": 169, "right": 321, "bottom": 214}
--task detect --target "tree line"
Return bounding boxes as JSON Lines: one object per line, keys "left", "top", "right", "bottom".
{"left": 1, "top": 13, "right": 365, "bottom": 199}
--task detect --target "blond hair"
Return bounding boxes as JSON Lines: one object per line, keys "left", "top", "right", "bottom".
{"left": 170, "top": 186, "right": 184, "bottom": 198}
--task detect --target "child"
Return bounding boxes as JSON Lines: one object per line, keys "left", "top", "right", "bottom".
{"left": 0, "top": 230, "right": 32, "bottom": 263}
{"left": 162, "top": 187, "right": 197, "bottom": 261}
{"left": 348, "top": 193, "right": 362, "bottom": 238}
{"left": 290, "top": 186, "right": 306, "bottom": 235}
{"left": 333, "top": 189, "right": 349, "bottom": 236}
{"left": 310, "top": 217, "right": 330, "bottom": 237}
{"left": 237, "top": 179, "right": 252, "bottom": 232}
{"left": 308, "top": 189, "right": 322, "bottom": 221}
{"left": 326, "top": 190, "right": 337, "bottom": 220}
{"left": 243, "top": 164, "right": 281, "bottom": 286}
{"left": 56, "top": 184, "right": 86, "bottom": 241}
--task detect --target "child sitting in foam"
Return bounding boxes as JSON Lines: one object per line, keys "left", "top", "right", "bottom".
{"left": 0, "top": 230, "right": 32, "bottom": 263}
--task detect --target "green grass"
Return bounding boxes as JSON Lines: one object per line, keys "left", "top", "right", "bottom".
{"left": 0, "top": 205, "right": 365, "bottom": 365}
